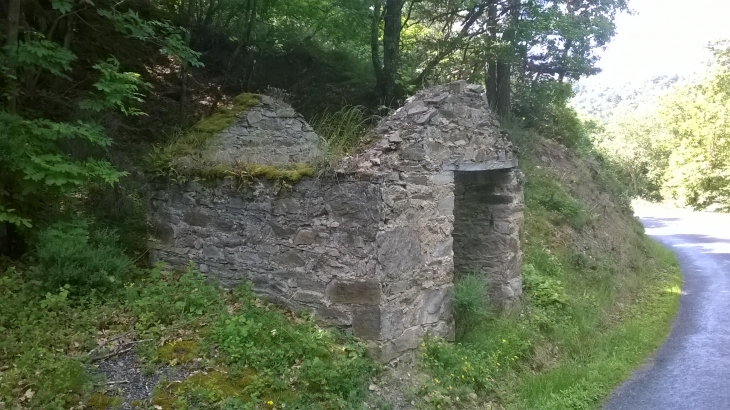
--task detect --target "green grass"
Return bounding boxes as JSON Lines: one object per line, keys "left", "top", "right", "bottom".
{"left": 418, "top": 143, "right": 682, "bottom": 409}
{"left": 311, "top": 105, "right": 375, "bottom": 158}
{"left": 0, "top": 264, "right": 378, "bottom": 409}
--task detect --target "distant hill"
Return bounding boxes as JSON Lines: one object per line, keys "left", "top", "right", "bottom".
{"left": 571, "top": 75, "right": 694, "bottom": 121}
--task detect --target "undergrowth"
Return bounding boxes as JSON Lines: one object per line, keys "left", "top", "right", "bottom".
{"left": 311, "top": 106, "right": 376, "bottom": 158}
{"left": 418, "top": 126, "right": 682, "bottom": 409}
{"left": 0, "top": 264, "right": 377, "bottom": 409}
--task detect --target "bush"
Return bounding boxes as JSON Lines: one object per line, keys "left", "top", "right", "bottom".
{"left": 453, "top": 274, "right": 492, "bottom": 340}
{"left": 33, "top": 219, "right": 134, "bottom": 295}
{"left": 124, "top": 264, "right": 225, "bottom": 332}
{"left": 525, "top": 169, "right": 593, "bottom": 229}
{"left": 512, "top": 80, "right": 591, "bottom": 150}
{"left": 522, "top": 264, "right": 567, "bottom": 309}
{"left": 211, "top": 284, "right": 377, "bottom": 406}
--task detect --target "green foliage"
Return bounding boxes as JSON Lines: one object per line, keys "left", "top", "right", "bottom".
{"left": 211, "top": 294, "right": 377, "bottom": 407}
{"left": 452, "top": 274, "right": 492, "bottom": 340}
{"left": 524, "top": 166, "right": 593, "bottom": 229}
{"left": 587, "top": 41, "right": 730, "bottom": 210}
{"left": 522, "top": 263, "right": 567, "bottom": 309}
{"left": 514, "top": 80, "right": 590, "bottom": 149}
{"left": 124, "top": 264, "right": 224, "bottom": 333}
{"left": 0, "top": 111, "right": 125, "bottom": 226}
{"left": 98, "top": 8, "right": 203, "bottom": 67}
{"left": 79, "top": 57, "right": 151, "bottom": 116}
{"left": 311, "top": 105, "right": 374, "bottom": 156}
{"left": 1, "top": 263, "right": 378, "bottom": 408}
{"left": 33, "top": 219, "right": 135, "bottom": 295}
{"left": 10, "top": 34, "right": 76, "bottom": 79}
{"left": 0, "top": 269, "right": 104, "bottom": 408}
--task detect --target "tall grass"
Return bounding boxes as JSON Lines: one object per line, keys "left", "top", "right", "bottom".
{"left": 311, "top": 106, "right": 375, "bottom": 158}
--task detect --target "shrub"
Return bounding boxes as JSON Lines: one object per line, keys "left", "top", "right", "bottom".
{"left": 33, "top": 219, "right": 134, "bottom": 295}
{"left": 124, "top": 264, "right": 224, "bottom": 332}
{"left": 453, "top": 274, "right": 492, "bottom": 340}
{"left": 522, "top": 264, "right": 567, "bottom": 309}
{"left": 211, "top": 283, "right": 377, "bottom": 406}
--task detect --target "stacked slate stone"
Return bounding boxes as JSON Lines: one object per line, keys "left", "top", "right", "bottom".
{"left": 206, "top": 95, "right": 322, "bottom": 165}
{"left": 149, "top": 81, "right": 523, "bottom": 363}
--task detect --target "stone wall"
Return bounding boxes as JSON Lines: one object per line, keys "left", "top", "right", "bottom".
{"left": 453, "top": 169, "right": 524, "bottom": 307}
{"left": 205, "top": 95, "right": 323, "bottom": 166}
{"left": 150, "top": 174, "right": 453, "bottom": 362}
{"left": 150, "top": 81, "right": 524, "bottom": 362}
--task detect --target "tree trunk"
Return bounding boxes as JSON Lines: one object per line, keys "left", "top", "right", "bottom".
{"left": 381, "top": 0, "right": 405, "bottom": 102}
{"left": 485, "top": 1, "right": 498, "bottom": 110}
{"left": 225, "top": 0, "right": 256, "bottom": 85}
{"left": 371, "top": 0, "right": 385, "bottom": 97}
{"left": 495, "top": 61, "right": 510, "bottom": 117}
{"left": 6, "top": 0, "right": 21, "bottom": 113}
{"left": 180, "top": 0, "right": 193, "bottom": 123}
{"left": 487, "top": 0, "right": 519, "bottom": 118}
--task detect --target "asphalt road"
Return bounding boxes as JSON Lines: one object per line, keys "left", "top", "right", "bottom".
{"left": 605, "top": 207, "right": 730, "bottom": 409}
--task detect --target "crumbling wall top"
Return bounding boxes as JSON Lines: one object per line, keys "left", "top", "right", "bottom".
{"left": 340, "top": 81, "right": 517, "bottom": 176}
{"left": 201, "top": 95, "right": 324, "bottom": 166}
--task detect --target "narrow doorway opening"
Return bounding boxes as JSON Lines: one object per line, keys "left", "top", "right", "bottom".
{"left": 452, "top": 169, "right": 521, "bottom": 305}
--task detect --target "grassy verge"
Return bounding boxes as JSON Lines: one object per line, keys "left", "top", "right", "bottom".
{"left": 417, "top": 132, "right": 682, "bottom": 409}
{"left": 0, "top": 264, "right": 378, "bottom": 409}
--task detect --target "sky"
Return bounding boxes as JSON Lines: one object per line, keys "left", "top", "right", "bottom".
{"left": 581, "top": 0, "right": 730, "bottom": 87}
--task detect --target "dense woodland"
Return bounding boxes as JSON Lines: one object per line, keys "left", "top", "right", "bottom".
{"left": 582, "top": 41, "right": 730, "bottom": 211}
{"left": 0, "top": 1, "right": 694, "bottom": 409}
{"left": 0, "top": 0, "right": 631, "bottom": 254}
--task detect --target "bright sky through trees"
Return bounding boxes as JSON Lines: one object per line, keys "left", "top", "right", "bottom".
{"left": 583, "top": 0, "right": 730, "bottom": 86}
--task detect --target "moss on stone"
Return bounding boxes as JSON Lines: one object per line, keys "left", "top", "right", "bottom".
{"left": 151, "top": 369, "right": 256, "bottom": 409}
{"left": 156, "top": 340, "right": 200, "bottom": 365}
{"left": 147, "top": 93, "right": 319, "bottom": 186}
{"left": 147, "top": 93, "right": 260, "bottom": 175}
{"left": 199, "top": 162, "right": 316, "bottom": 184}
{"left": 86, "top": 392, "right": 122, "bottom": 409}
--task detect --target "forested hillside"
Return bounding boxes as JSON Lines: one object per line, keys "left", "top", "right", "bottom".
{"left": 572, "top": 74, "right": 690, "bottom": 121}
{"left": 0, "top": 0, "right": 685, "bottom": 409}
{"left": 585, "top": 41, "right": 730, "bottom": 210}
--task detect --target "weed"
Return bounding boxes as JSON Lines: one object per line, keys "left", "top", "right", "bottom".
{"left": 452, "top": 274, "right": 492, "bottom": 340}
{"left": 524, "top": 165, "right": 594, "bottom": 229}
{"left": 0, "top": 264, "right": 378, "bottom": 409}
{"left": 311, "top": 105, "right": 375, "bottom": 157}
{"left": 33, "top": 219, "right": 135, "bottom": 295}
{"left": 210, "top": 283, "right": 378, "bottom": 407}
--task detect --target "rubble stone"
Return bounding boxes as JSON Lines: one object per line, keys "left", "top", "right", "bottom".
{"left": 149, "top": 82, "right": 524, "bottom": 362}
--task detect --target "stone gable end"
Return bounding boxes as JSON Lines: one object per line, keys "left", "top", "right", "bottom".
{"left": 150, "top": 81, "right": 524, "bottom": 362}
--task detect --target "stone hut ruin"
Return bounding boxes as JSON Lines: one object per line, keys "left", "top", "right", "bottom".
{"left": 149, "top": 81, "right": 524, "bottom": 362}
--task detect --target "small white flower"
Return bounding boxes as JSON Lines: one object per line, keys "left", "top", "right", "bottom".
{"left": 271, "top": 329, "right": 277, "bottom": 336}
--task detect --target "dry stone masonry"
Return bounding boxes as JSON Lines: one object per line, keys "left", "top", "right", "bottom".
{"left": 195, "top": 95, "right": 322, "bottom": 167}
{"left": 149, "top": 81, "right": 524, "bottom": 362}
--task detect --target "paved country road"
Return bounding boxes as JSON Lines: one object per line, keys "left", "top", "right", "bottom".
{"left": 605, "top": 207, "right": 730, "bottom": 409}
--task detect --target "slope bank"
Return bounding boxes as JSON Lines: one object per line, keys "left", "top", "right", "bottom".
{"left": 413, "top": 125, "right": 681, "bottom": 409}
